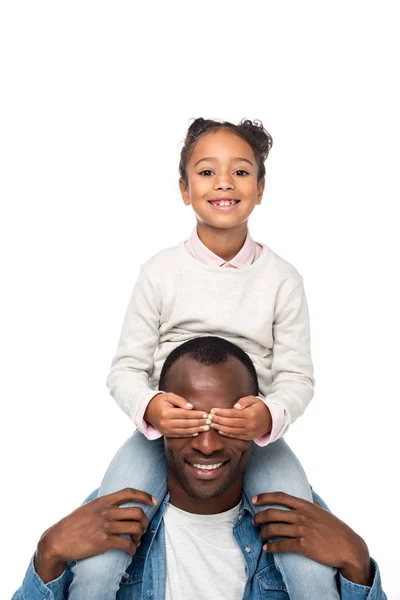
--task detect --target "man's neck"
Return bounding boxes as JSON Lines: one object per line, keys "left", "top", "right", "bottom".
{"left": 196, "top": 222, "right": 248, "bottom": 262}
{"left": 167, "top": 478, "right": 243, "bottom": 515}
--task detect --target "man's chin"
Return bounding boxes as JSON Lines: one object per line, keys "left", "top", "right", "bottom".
{"left": 179, "top": 472, "right": 234, "bottom": 501}
{"left": 183, "top": 481, "right": 231, "bottom": 501}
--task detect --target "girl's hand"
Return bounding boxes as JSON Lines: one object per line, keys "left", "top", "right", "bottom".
{"left": 209, "top": 396, "right": 272, "bottom": 440}
{"left": 144, "top": 393, "right": 210, "bottom": 437}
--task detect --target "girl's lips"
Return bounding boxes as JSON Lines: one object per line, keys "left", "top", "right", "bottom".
{"left": 208, "top": 200, "right": 241, "bottom": 211}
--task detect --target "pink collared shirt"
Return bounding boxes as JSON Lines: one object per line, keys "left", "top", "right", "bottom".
{"left": 137, "top": 228, "right": 286, "bottom": 445}
{"left": 185, "top": 227, "right": 264, "bottom": 268}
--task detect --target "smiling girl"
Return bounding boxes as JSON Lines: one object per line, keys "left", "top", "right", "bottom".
{"left": 68, "top": 119, "right": 340, "bottom": 599}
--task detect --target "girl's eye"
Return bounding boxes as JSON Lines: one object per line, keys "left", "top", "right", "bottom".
{"left": 199, "top": 169, "right": 249, "bottom": 177}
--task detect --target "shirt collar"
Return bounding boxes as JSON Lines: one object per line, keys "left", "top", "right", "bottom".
{"left": 186, "top": 227, "right": 259, "bottom": 268}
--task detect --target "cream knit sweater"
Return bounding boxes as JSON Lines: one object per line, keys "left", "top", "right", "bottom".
{"left": 107, "top": 242, "right": 314, "bottom": 439}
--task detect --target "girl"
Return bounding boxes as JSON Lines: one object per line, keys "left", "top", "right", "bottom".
{"left": 69, "top": 118, "right": 339, "bottom": 599}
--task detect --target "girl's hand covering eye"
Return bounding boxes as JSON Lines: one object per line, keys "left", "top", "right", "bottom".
{"left": 209, "top": 396, "right": 272, "bottom": 440}
{"left": 144, "top": 393, "right": 210, "bottom": 437}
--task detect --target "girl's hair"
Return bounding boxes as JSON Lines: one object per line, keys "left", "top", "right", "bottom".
{"left": 179, "top": 118, "right": 273, "bottom": 184}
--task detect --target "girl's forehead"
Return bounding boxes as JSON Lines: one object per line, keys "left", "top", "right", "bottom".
{"left": 189, "top": 130, "right": 254, "bottom": 162}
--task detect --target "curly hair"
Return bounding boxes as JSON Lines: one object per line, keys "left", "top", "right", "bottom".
{"left": 179, "top": 118, "right": 273, "bottom": 184}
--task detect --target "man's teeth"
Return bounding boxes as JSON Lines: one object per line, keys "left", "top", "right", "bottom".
{"left": 212, "top": 200, "right": 237, "bottom": 206}
{"left": 192, "top": 463, "right": 223, "bottom": 470}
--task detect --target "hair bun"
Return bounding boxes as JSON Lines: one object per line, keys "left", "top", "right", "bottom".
{"left": 238, "top": 119, "right": 273, "bottom": 160}
{"left": 186, "top": 118, "right": 209, "bottom": 144}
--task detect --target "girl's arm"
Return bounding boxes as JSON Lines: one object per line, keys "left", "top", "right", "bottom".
{"left": 107, "top": 267, "right": 207, "bottom": 438}
{"left": 106, "top": 268, "right": 162, "bottom": 431}
{"left": 266, "top": 279, "right": 315, "bottom": 438}
{"left": 204, "top": 278, "right": 315, "bottom": 443}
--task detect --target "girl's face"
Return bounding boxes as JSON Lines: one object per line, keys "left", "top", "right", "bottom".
{"left": 179, "top": 129, "right": 265, "bottom": 230}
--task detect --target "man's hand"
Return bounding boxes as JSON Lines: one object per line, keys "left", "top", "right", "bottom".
{"left": 209, "top": 396, "right": 272, "bottom": 440}
{"left": 144, "top": 393, "right": 209, "bottom": 437}
{"left": 34, "top": 488, "right": 156, "bottom": 583}
{"left": 252, "top": 492, "right": 372, "bottom": 586}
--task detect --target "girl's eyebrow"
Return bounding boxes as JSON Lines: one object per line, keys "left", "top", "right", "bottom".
{"left": 193, "top": 157, "right": 254, "bottom": 167}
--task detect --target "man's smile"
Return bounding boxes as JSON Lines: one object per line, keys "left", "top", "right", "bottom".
{"left": 184, "top": 458, "right": 230, "bottom": 480}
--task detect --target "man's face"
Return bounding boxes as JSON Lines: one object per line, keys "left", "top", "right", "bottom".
{"left": 164, "top": 355, "right": 252, "bottom": 513}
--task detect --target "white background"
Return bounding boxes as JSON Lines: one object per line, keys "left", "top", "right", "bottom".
{"left": 1, "top": 1, "right": 399, "bottom": 598}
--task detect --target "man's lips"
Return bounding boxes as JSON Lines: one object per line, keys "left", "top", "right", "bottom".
{"left": 184, "top": 459, "right": 229, "bottom": 479}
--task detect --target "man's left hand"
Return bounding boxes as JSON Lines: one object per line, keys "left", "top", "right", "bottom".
{"left": 253, "top": 492, "right": 372, "bottom": 586}
{"left": 209, "top": 396, "right": 272, "bottom": 440}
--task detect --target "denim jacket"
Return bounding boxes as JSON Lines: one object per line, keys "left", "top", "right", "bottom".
{"left": 12, "top": 489, "right": 386, "bottom": 600}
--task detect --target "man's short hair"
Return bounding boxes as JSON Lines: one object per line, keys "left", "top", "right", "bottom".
{"left": 159, "top": 336, "right": 259, "bottom": 396}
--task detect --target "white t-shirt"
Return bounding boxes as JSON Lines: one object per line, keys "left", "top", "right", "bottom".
{"left": 164, "top": 502, "right": 247, "bottom": 600}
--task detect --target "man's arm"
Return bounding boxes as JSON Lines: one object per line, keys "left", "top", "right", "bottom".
{"left": 252, "top": 492, "right": 387, "bottom": 599}
{"left": 12, "top": 488, "right": 156, "bottom": 600}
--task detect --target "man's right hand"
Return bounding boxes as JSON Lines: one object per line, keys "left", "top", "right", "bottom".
{"left": 34, "top": 488, "right": 156, "bottom": 583}
{"left": 144, "top": 393, "right": 209, "bottom": 437}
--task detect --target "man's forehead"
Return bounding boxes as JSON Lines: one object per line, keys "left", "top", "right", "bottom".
{"left": 164, "top": 356, "right": 253, "bottom": 409}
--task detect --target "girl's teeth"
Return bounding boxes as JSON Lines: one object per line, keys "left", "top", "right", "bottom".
{"left": 212, "top": 200, "right": 237, "bottom": 206}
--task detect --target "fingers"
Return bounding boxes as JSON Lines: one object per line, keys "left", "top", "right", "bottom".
{"left": 210, "top": 414, "right": 248, "bottom": 428}
{"left": 110, "top": 536, "right": 137, "bottom": 556}
{"left": 106, "top": 520, "right": 146, "bottom": 537}
{"left": 164, "top": 409, "right": 207, "bottom": 420}
{"left": 161, "top": 411, "right": 211, "bottom": 436}
{"left": 210, "top": 396, "right": 259, "bottom": 415}
{"left": 107, "top": 488, "right": 157, "bottom": 508}
{"left": 253, "top": 508, "right": 299, "bottom": 527}
{"left": 167, "top": 418, "right": 210, "bottom": 428}
{"left": 210, "top": 423, "right": 250, "bottom": 435}
{"left": 252, "top": 492, "right": 311, "bottom": 511}
{"left": 259, "top": 523, "right": 303, "bottom": 541}
{"left": 108, "top": 507, "right": 149, "bottom": 529}
{"left": 210, "top": 407, "right": 241, "bottom": 417}
{"left": 263, "top": 537, "right": 305, "bottom": 555}
{"left": 166, "top": 394, "right": 193, "bottom": 410}
{"left": 232, "top": 396, "right": 260, "bottom": 409}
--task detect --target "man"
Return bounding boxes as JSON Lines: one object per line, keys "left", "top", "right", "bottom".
{"left": 12, "top": 337, "right": 386, "bottom": 599}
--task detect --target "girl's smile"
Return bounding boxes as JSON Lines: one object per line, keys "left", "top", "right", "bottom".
{"left": 208, "top": 197, "right": 241, "bottom": 211}
{"left": 179, "top": 129, "right": 265, "bottom": 232}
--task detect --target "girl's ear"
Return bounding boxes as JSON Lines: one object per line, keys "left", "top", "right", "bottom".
{"left": 179, "top": 178, "right": 191, "bottom": 206}
{"left": 256, "top": 178, "right": 266, "bottom": 205}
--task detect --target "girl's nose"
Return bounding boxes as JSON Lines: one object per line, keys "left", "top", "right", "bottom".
{"left": 214, "top": 176, "right": 235, "bottom": 191}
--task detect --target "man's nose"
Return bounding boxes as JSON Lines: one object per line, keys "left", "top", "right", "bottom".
{"left": 191, "top": 428, "right": 225, "bottom": 455}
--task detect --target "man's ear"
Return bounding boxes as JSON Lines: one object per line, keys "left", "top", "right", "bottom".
{"left": 179, "top": 178, "right": 191, "bottom": 206}
{"left": 256, "top": 178, "right": 265, "bottom": 205}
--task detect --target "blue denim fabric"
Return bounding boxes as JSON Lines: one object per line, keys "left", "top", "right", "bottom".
{"left": 68, "top": 433, "right": 339, "bottom": 599}
{"left": 12, "top": 489, "right": 386, "bottom": 600}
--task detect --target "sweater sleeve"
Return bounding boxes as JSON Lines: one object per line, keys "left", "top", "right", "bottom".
{"left": 106, "top": 268, "right": 162, "bottom": 430}
{"left": 266, "top": 280, "right": 315, "bottom": 438}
